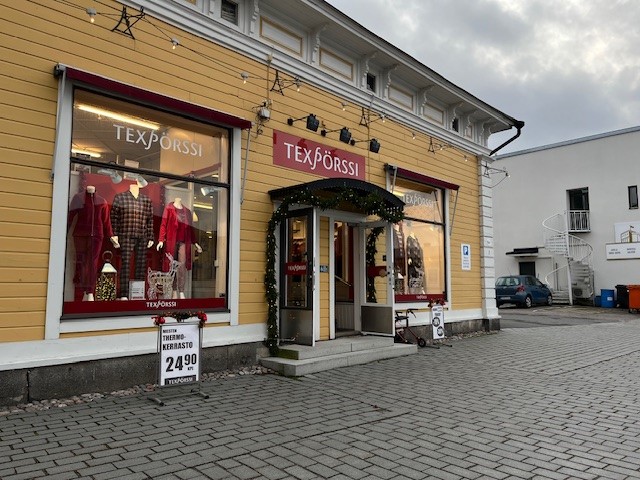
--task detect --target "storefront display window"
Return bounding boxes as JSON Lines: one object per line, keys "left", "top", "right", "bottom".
{"left": 64, "top": 89, "right": 230, "bottom": 315}
{"left": 393, "top": 179, "right": 446, "bottom": 302}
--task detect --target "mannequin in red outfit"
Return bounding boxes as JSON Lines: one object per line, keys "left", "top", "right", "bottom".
{"left": 68, "top": 185, "right": 119, "bottom": 301}
{"left": 157, "top": 198, "right": 202, "bottom": 299}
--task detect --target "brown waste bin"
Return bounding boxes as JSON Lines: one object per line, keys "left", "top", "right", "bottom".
{"left": 628, "top": 285, "right": 640, "bottom": 312}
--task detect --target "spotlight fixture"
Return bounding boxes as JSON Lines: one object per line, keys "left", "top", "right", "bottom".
{"left": 86, "top": 7, "right": 97, "bottom": 23}
{"left": 287, "top": 114, "right": 320, "bottom": 132}
{"left": 171, "top": 38, "right": 179, "bottom": 50}
{"left": 320, "top": 127, "right": 351, "bottom": 144}
{"left": 349, "top": 138, "right": 381, "bottom": 153}
{"left": 97, "top": 168, "right": 122, "bottom": 184}
{"left": 200, "top": 185, "right": 221, "bottom": 196}
{"left": 339, "top": 127, "right": 351, "bottom": 144}
{"left": 240, "top": 72, "right": 249, "bottom": 84}
{"left": 132, "top": 174, "right": 148, "bottom": 187}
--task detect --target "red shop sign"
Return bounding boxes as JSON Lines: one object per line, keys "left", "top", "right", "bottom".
{"left": 273, "top": 130, "right": 365, "bottom": 180}
{"left": 285, "top": 262, "right": 307, "bottom": 275}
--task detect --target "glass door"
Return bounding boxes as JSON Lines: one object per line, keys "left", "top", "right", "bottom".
{"left": 359, "top": 221, "right": 394, "bottom": 335}
{"left": 279, "top": 209, "right": 314, "bottom": 345}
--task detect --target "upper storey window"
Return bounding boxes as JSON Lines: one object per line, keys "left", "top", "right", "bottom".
{"left": 221, "top": 0, "right": 239, "bottom": 25}
{"left": 366, "top": 73, "right": 376, "bottom": 93}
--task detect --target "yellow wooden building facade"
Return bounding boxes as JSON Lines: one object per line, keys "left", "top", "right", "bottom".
{"left": 0, "top": 0, "right": 522, "bottom": 401}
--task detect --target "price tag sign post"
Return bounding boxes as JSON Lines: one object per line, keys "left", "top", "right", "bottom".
{"left": 149, "top": 315, "right": 210, "bottom": 406}
{"left": 431, "top": 305, "right": 452, "bottom": 347}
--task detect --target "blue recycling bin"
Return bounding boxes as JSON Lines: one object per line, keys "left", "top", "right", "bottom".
{"left": 601, "top": 289, "right": 615, "bottom": 308}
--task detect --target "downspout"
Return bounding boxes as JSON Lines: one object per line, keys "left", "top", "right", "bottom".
{"left": 482, "top": 118, "right": 524, "bottom": 326}
{"left": 489, "top": 119, "right": 525, "bottom": 156}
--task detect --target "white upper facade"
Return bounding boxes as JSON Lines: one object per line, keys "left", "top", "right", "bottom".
{"left": 129, "top": 0, "right": 522, "bottom": 155}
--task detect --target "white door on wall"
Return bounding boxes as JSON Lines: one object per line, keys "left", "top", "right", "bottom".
{"left": 358, "top": 221, "right": 394, "bottom": 336}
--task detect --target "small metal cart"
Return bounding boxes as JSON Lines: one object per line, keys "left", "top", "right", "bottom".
{"left": 394, "top": 309, "right": 427, "bottom": 348}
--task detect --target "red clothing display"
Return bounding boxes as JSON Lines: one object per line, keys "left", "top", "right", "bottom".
{"left": 158, "top": 203, "right": 197, "bottom": 272}
{"left": 68, "top": 190, "right": 114, "bottom": 296}
{"left": 68, "top": 191, "right": 113, "bottom": 239}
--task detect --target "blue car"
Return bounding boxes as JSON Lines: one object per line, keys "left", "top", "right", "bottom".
{"left": 495, "top": 275, "right": 553, "bottom": 308}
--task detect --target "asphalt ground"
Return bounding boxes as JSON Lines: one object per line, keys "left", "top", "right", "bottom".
{"left": 2, "top": 308, "right": 640, "bottom": 479}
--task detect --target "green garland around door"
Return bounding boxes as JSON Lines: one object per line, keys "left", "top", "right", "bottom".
{"left": 264, "top": 187, "right": 404, "bottom": 355}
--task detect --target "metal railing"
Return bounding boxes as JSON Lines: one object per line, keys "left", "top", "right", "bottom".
{"left": 542, "top": 212, "right": 593, "bottom": 304}
{"left": 568, "top": 210, "right": 590, "bottom": 232}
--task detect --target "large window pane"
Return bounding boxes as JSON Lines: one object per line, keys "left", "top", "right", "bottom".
{"left": 64, "top": 90, "right": 230, "bottom": 316}
{"left": 72, "top": 90, "right": 229, "bottom": 182}
{"left": 393, "top": 179, "right": 446, "bottom": 302}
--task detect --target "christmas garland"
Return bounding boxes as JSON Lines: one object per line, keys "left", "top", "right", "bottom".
{"left": 153, "top": 311, "right": 208, "bottom": 328}
{"left": 265, "top": 187, "right": 404, "bottom": 355}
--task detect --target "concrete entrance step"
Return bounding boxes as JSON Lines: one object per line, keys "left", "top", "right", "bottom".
{"left": 260, "top": 336, "right": 417, "bottom": 376}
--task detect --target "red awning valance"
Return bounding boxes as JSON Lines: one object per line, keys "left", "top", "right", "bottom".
{"left": 386, "top": 164, "right": 460, "bottom": 191}
{"left": 55, "top": 64, "right": 252, "bottom": 130}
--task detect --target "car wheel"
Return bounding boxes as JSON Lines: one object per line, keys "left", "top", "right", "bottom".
{"left": 523, "top": 296, "right": 532, "bottom": 308}
{"left": 546, "top": 295, "right": 553, "bottom": 306}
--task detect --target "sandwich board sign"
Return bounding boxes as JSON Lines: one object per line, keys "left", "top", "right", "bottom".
{"left": 159, "top": 322, "right": 201, "bottom": 386}
{"left": 431, "top": 305, "right": 445, "bottom": 340}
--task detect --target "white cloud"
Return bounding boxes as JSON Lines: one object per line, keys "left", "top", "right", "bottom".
{"left": 326, "top": 0, "right": 640, "bottom": 152}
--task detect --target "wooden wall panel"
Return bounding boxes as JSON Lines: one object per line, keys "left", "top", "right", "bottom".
{"left": 0, "top": 0, "right": 487, "bottom": 342}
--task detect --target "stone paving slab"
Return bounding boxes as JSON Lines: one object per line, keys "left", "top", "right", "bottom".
{"left": 2, "top": 318, "right": 640, "bottom": 479}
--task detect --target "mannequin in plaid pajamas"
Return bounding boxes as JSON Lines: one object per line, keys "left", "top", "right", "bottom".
{"left": 110, "top": 183, "right": 154, "bottom": 299}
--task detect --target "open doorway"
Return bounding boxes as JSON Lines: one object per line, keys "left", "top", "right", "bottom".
{"left": 334, "top": 221, "right": 356, "bottom": 336}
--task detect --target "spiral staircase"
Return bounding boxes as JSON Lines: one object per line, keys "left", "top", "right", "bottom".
{"left": 542, "top": 213, "right": 594, "bottom": 305}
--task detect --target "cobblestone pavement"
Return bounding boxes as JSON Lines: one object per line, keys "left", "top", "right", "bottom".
{"left": 3, "top": 317, "right": 640, "bottom": 479}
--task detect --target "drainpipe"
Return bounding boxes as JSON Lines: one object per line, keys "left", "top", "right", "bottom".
{"left": 489, "top": 119, "right": 525, "bottom": 156}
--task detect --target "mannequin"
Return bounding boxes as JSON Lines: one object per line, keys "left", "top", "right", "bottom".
{"left": 157, "top": 197, "right": 202, "bottom": 299}
{"left": 392, "top": 223, "right": 407, "bottom": 294}
{"left": 110, "top": 180, "right": 154, "bottom": 300}
{"left": 406, "top": 232, "right": 425, "bottom": 294}
{"left": 68, "top": 185, "right": 118, "bottom": 301}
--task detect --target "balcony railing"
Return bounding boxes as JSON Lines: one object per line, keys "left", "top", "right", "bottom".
{"left": 568, "top": 210, "right": 590, "bottom": 232}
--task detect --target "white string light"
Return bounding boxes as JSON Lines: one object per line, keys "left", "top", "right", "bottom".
{"left": 86, "top": 7, "right": 96, "bottom": 23}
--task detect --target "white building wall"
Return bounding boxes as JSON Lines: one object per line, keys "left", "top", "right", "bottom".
{"left": 493, "top": 127, "right": 640, "bottom": 297}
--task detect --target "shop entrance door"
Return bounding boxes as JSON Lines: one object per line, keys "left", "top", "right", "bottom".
{"left": 334, "top": 221, "right": 356, "bottom": 336}
{"left": 279, "top": 209, "right": 314, "bottom": 345}
{"left": 359, "top": 222, "right": 394, "bottom": 336}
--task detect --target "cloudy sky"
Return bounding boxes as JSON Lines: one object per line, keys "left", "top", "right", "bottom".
{"left": 325, "top": 0, "right": 640, "bottom": 154}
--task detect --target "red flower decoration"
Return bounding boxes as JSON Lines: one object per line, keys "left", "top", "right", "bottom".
{"left": 153, "top": 311, "right": 207, "bottom": 327}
